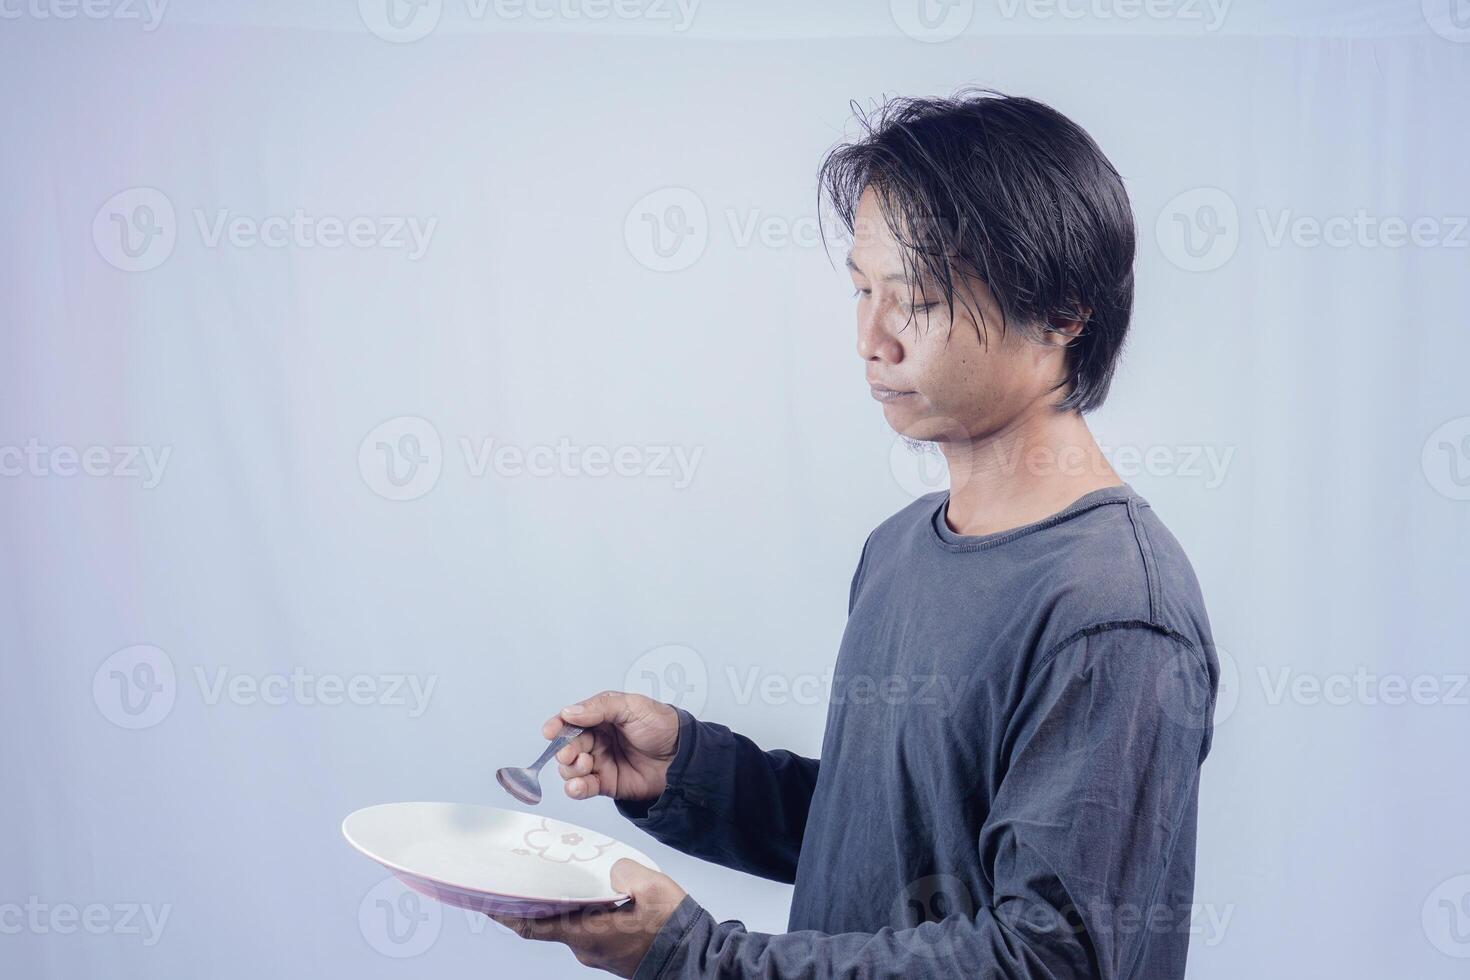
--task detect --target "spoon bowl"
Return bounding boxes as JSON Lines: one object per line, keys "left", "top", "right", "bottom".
{"left": 496, "top": 766, "right": 544, "bottom": 805}
{"left": 495, "top": 724, "right": 584, "bottom": 806}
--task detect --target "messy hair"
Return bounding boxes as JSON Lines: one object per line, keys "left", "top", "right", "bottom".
{"left": 818, "top": 88, "right": 1136, "bottom": 413}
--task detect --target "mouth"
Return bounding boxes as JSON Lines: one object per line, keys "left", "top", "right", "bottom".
{"left": 869, "top": 384, "right": 916, "bottom": 403}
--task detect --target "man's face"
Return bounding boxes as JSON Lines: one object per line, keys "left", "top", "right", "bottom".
{"left": 846, "top": 187, "right": 1072, "bottom": 443}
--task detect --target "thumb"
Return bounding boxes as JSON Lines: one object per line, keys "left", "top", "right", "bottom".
{"left": 561, "top": 690, "right": 637, "bottom": 729}
{"left": 609, "top": 858, "right": 671, "bottom": 900}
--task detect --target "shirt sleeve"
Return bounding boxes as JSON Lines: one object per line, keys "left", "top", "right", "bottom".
{"left": 616, "top": 707, "right": 820, "bottom": 883}
{"left": 614, "top": 534, "right": 879, "bottom": 881}
{"left": 630, "top": 623, "right": 1215, "bottom": 980}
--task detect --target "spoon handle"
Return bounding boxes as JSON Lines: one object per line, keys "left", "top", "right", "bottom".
{"left": 529, "top": 724, "right": 585, "bottom": 772}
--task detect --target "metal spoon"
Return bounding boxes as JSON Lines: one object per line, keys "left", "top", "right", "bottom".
{"left": 496, "top": 724, "right": 585, "bottom": 805}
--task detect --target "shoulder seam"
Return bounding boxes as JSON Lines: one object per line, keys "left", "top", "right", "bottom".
{"left": 848, "top": 527, "right": 877, "bottom": 615}
{"left": 1031, "top": 619, "right": 1203, "bottom": 681}
{"left": 1125, "top": 496, "right": 1162, "bottom": 623}
{"left": 1025, "top": 620, "right": 1216, "bottom": 762}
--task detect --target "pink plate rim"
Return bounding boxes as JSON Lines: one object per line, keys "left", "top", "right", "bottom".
{"left": 342, "top": 801, "right": 656, "bottom": 906}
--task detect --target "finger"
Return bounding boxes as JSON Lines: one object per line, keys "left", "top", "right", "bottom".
{"left": 609, "top": 860, "right": 687, "bottom": 919}
{"left": 488, "top": 913, "right": 563, "bottom": 942}
{"left": 557, "top": 752, "right": 594, "bottom": 780}
{"left": 541, "top": 713, "right": 601, "bottom": 741}
{"left": 560, "top": 690, "right": 641, "bottom": 729}
{"left": 554, "top": 734, "right": 594, "bottom": 766}
{"left": 609, "top": 858, "right": 662, "bottom": 897}
{"left": 541, "top": 712, "right": 596, "bottom": 742}
{"left": 565, "top": 772, "right": 602, "bottom": 800}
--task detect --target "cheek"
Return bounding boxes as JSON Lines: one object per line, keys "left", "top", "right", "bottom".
{"left": 914, "top": 338, "right": 982, "bottom": 405}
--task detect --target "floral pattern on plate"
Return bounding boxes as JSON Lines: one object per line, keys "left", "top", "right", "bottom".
{"left": 519, "top": 819, "right": 616, "bottom": 864}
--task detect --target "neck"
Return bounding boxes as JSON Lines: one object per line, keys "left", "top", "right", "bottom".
{"left": 938, "top": 403, "right": 1122, "bottom": 536}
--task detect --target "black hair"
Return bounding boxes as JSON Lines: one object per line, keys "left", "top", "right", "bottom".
{"left": 818, "top": 88, "right": 1136, "bottom": 413}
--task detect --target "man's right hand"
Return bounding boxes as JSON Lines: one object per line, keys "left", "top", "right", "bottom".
{"left": 542, "top": 691, "right": 680, "bottom": 803}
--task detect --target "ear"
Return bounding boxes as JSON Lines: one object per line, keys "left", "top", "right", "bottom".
{"left": 1043, "top": 305, "right": 1092, "bottom": 346}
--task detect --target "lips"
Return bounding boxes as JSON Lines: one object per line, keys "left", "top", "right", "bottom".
{"left": 869, "top": 384, "right": 915, "bottom": 403}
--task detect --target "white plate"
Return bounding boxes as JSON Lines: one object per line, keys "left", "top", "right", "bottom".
{"left": 343, "top": 802, "right": 658, "bottom": 918}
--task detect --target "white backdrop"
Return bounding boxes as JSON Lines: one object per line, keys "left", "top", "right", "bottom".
{"left": 2, "top": 2, "right": 1468, "bottom": 978}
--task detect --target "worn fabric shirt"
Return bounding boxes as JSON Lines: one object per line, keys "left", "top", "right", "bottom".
{"left": 619, "top": 483, "right": 1219, "bottom": 980}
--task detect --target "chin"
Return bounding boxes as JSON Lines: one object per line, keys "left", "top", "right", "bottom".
{"left": 885, "top": 405, "right": 970, "bottom": 444}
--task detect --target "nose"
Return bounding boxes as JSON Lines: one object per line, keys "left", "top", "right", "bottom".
{"left": 856, "top": 301, "right": 904, "bottom": 365}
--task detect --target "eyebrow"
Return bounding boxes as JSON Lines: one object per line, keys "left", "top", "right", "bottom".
{"left": 845, "top": 253, "right": 929, "bottom": 286}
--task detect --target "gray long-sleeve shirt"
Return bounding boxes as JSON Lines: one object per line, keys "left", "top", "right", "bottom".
{"left": 618, "top": 484, "right": 1219, "bottom": 979}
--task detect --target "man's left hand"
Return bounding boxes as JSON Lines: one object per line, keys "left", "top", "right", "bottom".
{"left": 490, "top": 858, "right": 688, "bottom": 978}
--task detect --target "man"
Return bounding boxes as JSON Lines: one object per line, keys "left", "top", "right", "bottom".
{"left": 492, "top": 89, "right": 1219, "bottom": 980}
